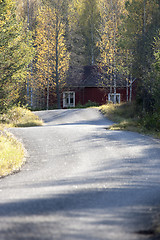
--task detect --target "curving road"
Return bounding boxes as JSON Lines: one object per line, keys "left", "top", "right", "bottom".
{"left": 0, "top": 108, "right": 160, "bottom": 240}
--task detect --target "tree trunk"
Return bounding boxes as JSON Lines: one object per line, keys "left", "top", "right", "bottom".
{"left": 111, "top": 0, "right": 117, "bottom": 104}
{"left": 126, "top": 78, "right": 129, "bottom": 102}
{"left": 129, "top": 74, "right": 133, "bottom": 102}
{"left": 56, "top": 14, "right": 61, "bottom": 109}
{"left": 27, "top": 0, "right": 30, "bottom": 103}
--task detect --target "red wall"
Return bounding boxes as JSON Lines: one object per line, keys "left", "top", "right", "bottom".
{"left": 74, "top": 86, "right": 137, "bottom": 106}
{"left": 75, "top": 88, "right": 107, "bottom": 106}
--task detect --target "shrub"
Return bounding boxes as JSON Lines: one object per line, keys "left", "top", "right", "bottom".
{"left": 141, "top": 112, "right": 160, "bottom": 132}
{"left": 84, "top": 100, "right": 99, "bottom": 108}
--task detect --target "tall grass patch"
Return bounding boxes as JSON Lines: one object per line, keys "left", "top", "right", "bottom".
{"left": 100, "top": 102, "right": 137, "bottom": 123}
{"left": 0, "top": 131, "right": 25, "bottom": 177}
{"left": 99, "top": 102, "right": 160, "bottom": 138}
{"left": 0, "top": 106, "right": 43, "bottom": 127}
{"left": 100, "top": 102, "right": 139, "bottom": 131}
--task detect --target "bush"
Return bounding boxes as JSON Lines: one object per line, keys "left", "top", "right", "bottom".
{"left": 84, "top": 100, "right": 99, "bottom": 108}
{"left": 141, "top": 112, "right": 160, "bottom": 132}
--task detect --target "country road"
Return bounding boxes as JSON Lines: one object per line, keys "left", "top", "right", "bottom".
{"left": 1, "top": 108, "right": 160, "bottom": 240}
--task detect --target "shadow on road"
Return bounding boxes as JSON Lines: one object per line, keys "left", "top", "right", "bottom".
{"left": 1, "top": 108, "right": 160, "bottom": 240}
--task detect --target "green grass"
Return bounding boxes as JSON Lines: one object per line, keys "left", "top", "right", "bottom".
{"left": 75, "top": 100, "right": 100, "bottom": 108}
{"left": 0, "top": 106, "right": 43, "bottom": 177}
{"left": 99, "top": 102, "right": 160, "bottom": 138}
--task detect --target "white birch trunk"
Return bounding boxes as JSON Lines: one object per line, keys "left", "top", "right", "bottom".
{"left": 129, "top": 74, "right": 133, "bottom": 102}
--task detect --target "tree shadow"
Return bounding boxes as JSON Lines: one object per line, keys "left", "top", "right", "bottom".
{"left": 3, "top": 109, "right": 160, "bottom": 239}
{"left": 0, "top": 184, "right": 160, "bottom": 239}
{"left": 35, "top": 108, "right": 113, "bottom": 128}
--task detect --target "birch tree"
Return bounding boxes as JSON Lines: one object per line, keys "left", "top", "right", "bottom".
{"left": 34, "top": 3, "right": 70, "bottom": 109}
{"left": 99, "top": 0, "right": 126, "bottom": 103}
{"left": 15, "top": 0, "right": 41, "bottom": 107}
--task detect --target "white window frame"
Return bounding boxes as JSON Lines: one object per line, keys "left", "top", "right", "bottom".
{"left": 63, "top": 91, "right": 75, "bottom": 108}
{"left": 108, "top": 93, "right": 121, "bottom": 104}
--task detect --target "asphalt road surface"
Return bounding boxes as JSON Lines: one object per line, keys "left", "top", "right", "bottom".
{"left": 1, "top": 108, "right": 160, "bottom": 240}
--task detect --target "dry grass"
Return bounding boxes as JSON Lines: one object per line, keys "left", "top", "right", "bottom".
{"left": 0, "top": 107, "right": 43, "bottom": 177}
{"left": 0, "top": 131, "right": 25, "bottom": 177}
{"left": 0, "top": 106, "right": 43, "bottom": 128}
{"left": 99, "top": 102, "right": 138, "bottom": 129}
{"left": 99, "top": 102, "right": 160, "bottom": 138}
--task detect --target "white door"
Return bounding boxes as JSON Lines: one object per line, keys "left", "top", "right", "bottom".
{"left": 63, "top": 91, "right": 75, "bottom": 108}
{"left": 108, "top": 93, "right": 121, "bottom": 104}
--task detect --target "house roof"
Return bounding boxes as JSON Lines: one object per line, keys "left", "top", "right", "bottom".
{"left": 66, "top": 65, "right": 127, "bottom": 88}
{"left": 81, "top": 65, "right": 101, "bottom": 87}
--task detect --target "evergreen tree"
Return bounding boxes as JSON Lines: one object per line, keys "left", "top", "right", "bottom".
{"left": 0, "top": 0, "right": 34, "bottom": 112}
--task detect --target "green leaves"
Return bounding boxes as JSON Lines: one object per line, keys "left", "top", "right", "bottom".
{"left": 0, "top": 0, "right": 34, "bottom": 111}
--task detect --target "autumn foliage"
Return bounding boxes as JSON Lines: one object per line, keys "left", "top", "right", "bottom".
{"left": 0, "top": 0, "right": 160, "bottom": 114}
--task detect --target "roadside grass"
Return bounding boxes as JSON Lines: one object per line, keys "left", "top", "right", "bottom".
{"left": 76, "top": 100, "right": 100, "bottom": 108}
{"left": 0, "top": 107, "right": 43, "bottom": 177}
{"left": 0, "top": 131, "right": 25, "bottom": 177}
{"left": 0, "top": 106, "right": 43, "bottom": 128}
{"left": 99, "top": 102, "right": 160, "bottom": 139}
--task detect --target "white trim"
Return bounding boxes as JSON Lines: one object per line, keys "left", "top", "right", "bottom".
{"left": 63, "top": 91, "right": 75, "bottom": 108}
{"left": 108, "top": 93, "right": 121, "bottom": 104}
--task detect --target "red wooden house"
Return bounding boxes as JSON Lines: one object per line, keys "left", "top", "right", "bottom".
{"left": 62, "top": 66, "right": 137, "bottom": 108}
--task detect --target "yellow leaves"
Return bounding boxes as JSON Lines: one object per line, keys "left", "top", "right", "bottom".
{"left": 34, "top": 4, "right": 69, "bottom": 86}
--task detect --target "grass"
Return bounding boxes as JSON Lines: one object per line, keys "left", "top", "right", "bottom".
{"left": 99, "top": 102, "right": 160, "bottom": 138}
{"left": 0, "top": 130, "right": 25, "bottom": 177}
{"left": 0, "top": 106, "right": 43, "bottom": 177}
{"left": 0, "top": 106, "right": 43, "bottom": 128}
{"left": 75, "top": 100, "right": 99, "bottom": 109}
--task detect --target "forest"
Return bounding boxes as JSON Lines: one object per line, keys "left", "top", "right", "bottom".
{"left": 0, "top": 0, "right": 160, "bottom": 117}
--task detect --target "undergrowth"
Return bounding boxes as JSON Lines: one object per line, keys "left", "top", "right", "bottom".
{"left": 99, "top": 102, "right": 160, "bottom": 138}
{"left": 76, "top": 100, "right": 99, "bottom": 108}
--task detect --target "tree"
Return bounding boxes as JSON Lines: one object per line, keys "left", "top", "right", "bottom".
{"left": 16, "top": 0, "right": 42, "bottom": 107}
{"left": 16, "top": 0, "right": 41, "bottom": 29}
{"left": 79, "top": 0, "right": 101, "bottom": 65}
{"left": 34, "top": 3, "right": 70, "bottom": 109}
{"left": 152, "top": 30, "right": 160, "bottom": 110}
{"left": 124, "top": 0, "right": 160, "bottom": 112}
{"left": 0, "top": 0, "right": 34, "bottom": 112}
{"left": 98, "top": 0, "right": 126, "bottom": 103}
